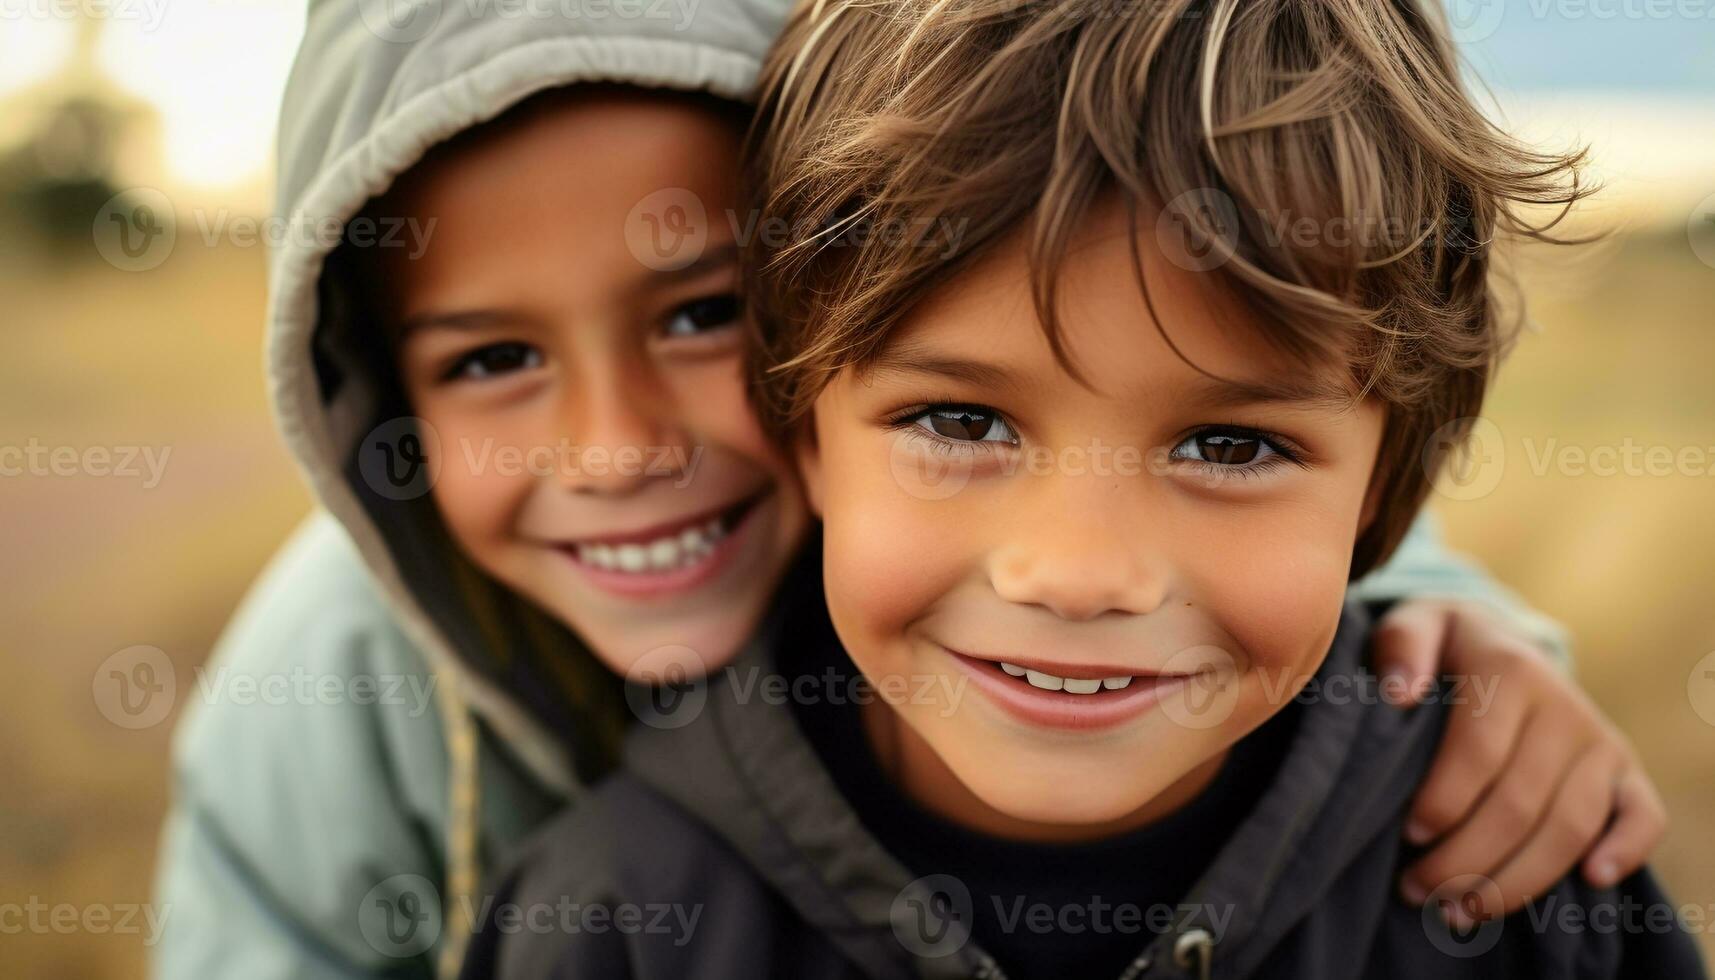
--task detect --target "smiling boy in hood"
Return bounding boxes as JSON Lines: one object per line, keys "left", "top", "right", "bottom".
{"left": 151, "top": 2, "right": 815, "bottom": 976}
{"left": 152, "top": 0, "right": 1676, "bottom": 976}
{"left": 458, "top": 0, "right": 1704, "bottom": 978}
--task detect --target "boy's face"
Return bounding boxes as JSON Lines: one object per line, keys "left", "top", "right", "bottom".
{"left": 385, "top": 91, "right": 810, "bottom": 681}
{"left": 798, "top": 194, "right": 1386, "bottom": 838}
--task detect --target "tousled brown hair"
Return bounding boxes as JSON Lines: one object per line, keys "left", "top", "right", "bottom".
{"left": 742, "top": 0, "right": 1593, "bottom": 575}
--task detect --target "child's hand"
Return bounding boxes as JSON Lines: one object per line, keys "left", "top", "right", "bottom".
{"left": 1370, "top": 599, "right": 1667, "bottom": 924}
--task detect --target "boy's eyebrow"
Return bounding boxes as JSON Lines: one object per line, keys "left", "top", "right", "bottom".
{"left": 397, "top": 246, "right": 745, "bottom": 336}
{"left": 649, "top": 243, "right": 740, "bottom": 285}
{"left": 867, "top": 342, "right": 1355, "bottom": 409}
{"left": 395, "top": 309, "right": 537, "bottom": 336}
{"left": 1185, "top": 374, "right": 1357, "bottom": 411}
{"left": 865, "top": 343, "right": 1018, "bottom": 390}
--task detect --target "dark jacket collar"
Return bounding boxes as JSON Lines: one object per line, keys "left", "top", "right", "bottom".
{"left": 623, "top": 590, "right": 1444, "bottom": 980}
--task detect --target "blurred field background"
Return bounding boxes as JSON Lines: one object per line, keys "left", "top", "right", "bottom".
{"left": 1, "top": 4, "right": 1712, "bottom": 977}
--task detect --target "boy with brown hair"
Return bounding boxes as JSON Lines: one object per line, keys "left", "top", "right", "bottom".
{"left": 461, "top": 0, "right": 1705, "bottom": 976}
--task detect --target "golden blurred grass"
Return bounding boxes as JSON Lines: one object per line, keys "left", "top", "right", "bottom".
{"left": 1439, "top": 228, "right": 1715, "bottom": 966}
{"left": 1, "top": 233, "right": 311, "bottom": 978}
{"left": 1, "top": 225, "right": 1711, "bottom": 976}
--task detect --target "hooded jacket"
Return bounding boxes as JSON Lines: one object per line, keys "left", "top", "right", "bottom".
{"left": 463, "top": 590, "right": 1700, "bottom": 980}
{"left": 149, "top": 0, "right": 1573, "bottom": 974}
{"left": 152, "top": 2, "right": 795, "bottom": 977}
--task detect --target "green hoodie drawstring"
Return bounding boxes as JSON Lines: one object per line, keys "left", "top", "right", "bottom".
{"left": 435, "top": 670, "right": 481, "bottom": 980}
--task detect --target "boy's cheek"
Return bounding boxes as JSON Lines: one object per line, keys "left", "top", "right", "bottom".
{"left": 418, "top": 411, "right": 540, "bottom": 565}
{"left": 425, "top": 434, "right": 500, "bottom": 535}
{"left": 815, "top": 446, "right": 986, "bottom": 663}
{"left": 1201, "top": 510, "right": 1357, "bottom": 681}
{"left": 820, "top": 476, "right": 965, "bottom": 645}
{"left": 673, "top": 357, "right": 790, "bottom": 473}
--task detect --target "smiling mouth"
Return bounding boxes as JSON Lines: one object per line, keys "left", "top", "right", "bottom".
{"left": 947, "top": 650, "right": 1211, "bottom": 731}
{"left": 993, "top": 660, "right": 1141, "bottom": 695}
{"left": 975, "top": 654, "right": 1204, "bottom": 695}
{"left": 561, "top": 492, "right": 764, "bottom": 576}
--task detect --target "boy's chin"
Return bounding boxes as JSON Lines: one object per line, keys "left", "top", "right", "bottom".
{"left": 563, "top": 608, "right": 760, "bottom": 683}
{"left": 945, "top": 746, "right": 1209, "bottom": 839}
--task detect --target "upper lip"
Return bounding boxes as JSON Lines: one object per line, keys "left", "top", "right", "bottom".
{"left": 549, "top": 490, "right": 764, "bottom": 547}
{"left": 951, "top": 650, "right": 1205, "bottom": 681}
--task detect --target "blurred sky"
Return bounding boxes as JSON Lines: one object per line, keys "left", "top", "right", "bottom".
{"left": 1467, "top": 6, "right": 1714, "bottom": 92}
{"left": 1462, "top": 6, "right": 1715, "bottom": 224}
{"left": 0, "top": 1, "right": 1709, "bottom": 217}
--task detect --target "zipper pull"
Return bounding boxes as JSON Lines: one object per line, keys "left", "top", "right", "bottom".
{"left": 1173, "top": 928, "right": 1214, "bottom": 980}
{"left": 1114, "top": 951, "right": 1153, "bottom": 980}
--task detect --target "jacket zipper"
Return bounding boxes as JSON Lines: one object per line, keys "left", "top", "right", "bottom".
{"left": 1170, "top": 928, "right": 1215, "bottom": 980}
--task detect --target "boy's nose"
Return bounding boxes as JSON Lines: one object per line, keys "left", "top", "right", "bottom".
{"left": 985, "top": 484, "right": 1169, "bottom": 621}
{"left": 989, "top": 541, "right": 1168, "bottom": 621}
{"left": 555, "top": 375, "right": 686, "bottom": 495}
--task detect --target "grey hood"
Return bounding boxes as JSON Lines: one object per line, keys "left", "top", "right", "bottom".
{"left": 265, "top": 0, "right": 793, "bottom": 794}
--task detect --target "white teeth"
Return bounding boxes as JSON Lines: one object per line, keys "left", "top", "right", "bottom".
{"left": 1000, "top": 663, "right": 1136, "bottom": 695}
{"left": 578, "top": 544, "right": 616, "bottom": 570}
{"left": 574, "top": 511, "right": 733, "bottom": 574}
{"left": 616, "top": 544, "right": 647, "bottom": 572}
{"left": 647, "top": 538, "right": 680, "bottom": 571}
{"left": 680, "top": 527, "right": 710, "bottom": 557}
{"left": 1023, "top": 669, "right": 1064, "bottom": 692}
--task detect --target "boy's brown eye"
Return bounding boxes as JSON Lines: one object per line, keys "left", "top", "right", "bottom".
{"left": 665, "top": 294, "right": 742, "bottom": 337}
{"left": 930, "top": 410, "right": 991, "bottom": 440}
{"left": 445, "top": 341, "right": 543, "bottom": 381}
{"left": 916, "top": 407, "right": 1015, "bottom": 444}
{"left": 1169, "top": 426, "right": 1295, "bottom": 472}
{"left": 1196, "top": 433, "right": 1259, "bottom": 464}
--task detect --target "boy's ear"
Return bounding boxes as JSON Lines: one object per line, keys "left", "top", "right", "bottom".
{"left": 1354, "top": 402, "right": 1394, "bottom": 537}
{"left": 792, "top": 422, "right": 825, "bottom": 518}
{"left": 1359, "top": 473, "right": 1381, "bottom": 530}
{"left": 1356, "top": 458, "right": 1386, "bottom": 541}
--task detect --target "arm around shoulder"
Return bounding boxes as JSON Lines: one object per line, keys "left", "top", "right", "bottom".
{"left": 1351, "top": 509, "right": 1572, "bottom": 667}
